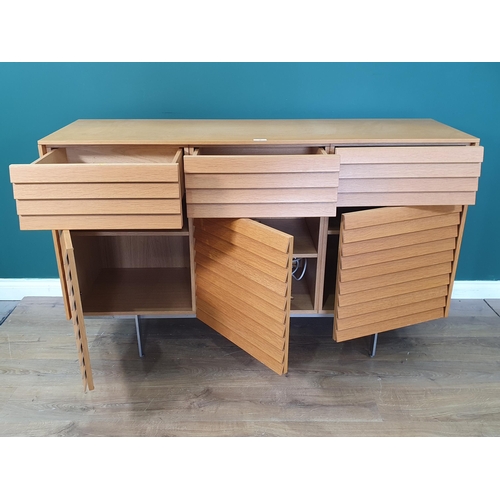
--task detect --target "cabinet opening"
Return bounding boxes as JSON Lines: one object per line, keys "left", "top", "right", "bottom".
{"left": 291, "top": 257, "right": 317, "bottom": 313}
{"left": 71, "top": 231, "right": 192, "bottom": 316}
{"left": 254, "top": 217, "right": 321, "bottom": 314}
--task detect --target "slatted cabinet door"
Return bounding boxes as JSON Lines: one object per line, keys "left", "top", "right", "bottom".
{"left": 193, "top": 218, "right": 293, "bottom": 375}
{"left": 334, "top": 206, "right": 466, "bottom": 342}
{"left": 59, "top": 229, "right": 94, "bottom": 391}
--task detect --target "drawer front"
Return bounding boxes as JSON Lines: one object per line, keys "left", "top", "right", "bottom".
{"left": 336, "top": 145, "right": 483, "bottom": 206}
{"left": 184, "top": 147, "right": 339, "bottom": 218}
{"left": 10, "top": 147, "right": 184, "bottom": 230}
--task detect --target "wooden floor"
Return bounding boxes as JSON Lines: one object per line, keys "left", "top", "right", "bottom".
{"left": 1, "top": 296, "right": 500, "bottom": 436}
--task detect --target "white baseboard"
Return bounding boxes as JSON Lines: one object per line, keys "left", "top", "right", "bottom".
{"left": 0, "top": 279, "right": 63, "bottom": 300}
{"left": 0, "top": 278, "right": 499, "bottom": 301}
{"left": 450, "top": 281, "right": 500, "bottom": 299}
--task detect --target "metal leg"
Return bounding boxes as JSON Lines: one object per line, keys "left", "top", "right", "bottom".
{"left": 135, "top": 315, "right": 144, "bottom": 357}
{"left": 369, "top": 333, "right": 378, "bottom": 358}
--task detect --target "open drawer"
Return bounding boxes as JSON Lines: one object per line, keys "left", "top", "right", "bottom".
{"left": 184, "top": 146, "right": 339, "bottom": 218}
{"left": 10, "top": 145, "right": 184, "bottom": 230}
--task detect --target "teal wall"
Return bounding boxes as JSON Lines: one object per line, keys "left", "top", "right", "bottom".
{"left": 1, "top": 63, "right": 499, "bottom": 280}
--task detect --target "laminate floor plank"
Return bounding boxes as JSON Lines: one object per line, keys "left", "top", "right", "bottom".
{"left": 448, "top": 298, "right": 498, "bottom": 317}
{"left": 485, "top": 299, "right": 500, "bottom": 316}
{"left": 0, "top": 301, "right": 19, "bottom": 325}
{"left": 1, "top": 297, "right": 500, "bottom": 436}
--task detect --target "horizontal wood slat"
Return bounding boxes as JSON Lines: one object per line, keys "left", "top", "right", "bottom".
{"left": 337, "top": 285, "right": 449, "bottom": 319}
{"left": 341, "top": 238, "right": 457, "bottom": 269}
{"left": 339, "top": 250, "right": 455, "bottom": 282}
{"left": 198, "top": 218, "right": 291, "bottom": 254}
{"left": 197, "top": 308, "right": 285, "bottom": 374}
{"left": 334, "top": 308, "right": 445, "bottom": 342}
{"left": 337, "top": 146, "right": 484, "bottom": 164}
{"left": 185, "top": 150, "right": 339, "bottom": 173}
{"left": 195, "top": 219, "right": 289, "bottom": 267}
{"left": 196, "top": 298, "right": 285, "bottom": 351}
{"left": 342, "top": 206, "right": 462, "bottom": 230}
{"left": 337, "top": 274, "right": 451, "bottom": 308}
{"left": 194, "top": 241, "right": 288, "bottom": 295}
{"left": 337, "top": 192, "right": 477, "bottom": 206}
{"left": 9, "top": 164, "right": 179, "bottom": 183}
{"left": 197, "top": 275, "right": 287, "bottom": 331}
{"left": 195, "top": 254, "right": 287, "bottom": 310}
{"left": 194, "top": 218, "right": 292, "bottom": 375}
{"left": 16, "top": 199, "right": 181, "bottom": 216}
{"left": 338, "top": 177, "right": 478, "bottom": 193}
{"left": 197, "top": 270, "right": 287, "bottom": 325}
{"left": 188, "top": 203, "right": 336, "bottom": 218}
{"left": 186, "top": 172, "right": 339, "bottom": 189}
{"left": 342, "top": 225, "right": 459, "bottom": 257}
{"left": 336, "top": 296, "right": 447, "bottom": 331}
{"left": 19, "top": 214, "right": 183, "bottom": 230}
{"left": 342, "top": 212, "right": 461, "bottom": 244}
{"left": 187, "top": 188, "right": 337, "bottom": 204}
{"left": 195, "top": 228, "right": 289, "bottom": 282}
{"left": 339, "top": 162, "right": 482, "bottom": 178}
{"left": 337, "top": 262, "right": 453, "bottom": 295}
{"left": 13, "top": 183, "right": 180, "bottom": 200}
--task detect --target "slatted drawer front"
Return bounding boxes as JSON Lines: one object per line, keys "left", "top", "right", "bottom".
{"left": 10, "top": 146, "right": 184, "bottom": 230}
{"left": 194, "top": 218, "right": 293, "bottom": 375}
{"left": 334, "top": 205, "right": 464, "bottom": 342}
{"left": 336, "top": 146, "right": 483, "bottom": 206}
{"left": 184, "top": 147, "right": 339, "bottom": 218}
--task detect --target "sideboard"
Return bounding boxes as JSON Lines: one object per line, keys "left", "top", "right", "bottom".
{"left": 9, "top": 119, "right": 483, "bottom": 391}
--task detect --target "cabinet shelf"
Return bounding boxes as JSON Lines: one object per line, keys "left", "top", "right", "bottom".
{"left": 290, "top": 277, "right": 315, "bottom": 313}
{"left": 255, "top": 217, "right": 318, "bottom": 257}
{"left": 71, "top": 231, "right": 192, "bottom": 317}
{"left": 82, "top": 268, "right": 193, "bottom": 316}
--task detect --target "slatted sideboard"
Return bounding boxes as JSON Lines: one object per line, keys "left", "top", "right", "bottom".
{"left": 9, "top": 119, "right": 483, "bottom": 391}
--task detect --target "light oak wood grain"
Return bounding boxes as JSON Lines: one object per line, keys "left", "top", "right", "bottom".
{"left": 336, "top": 146, "right": 481, "bottom": 206}
{"left": 334, "top": 206, "right": 463, "bottom": 342}
{"left": 337, "top": 146, "right": 484, "bottom": 164}
{"left": 60, "top": 231, "right": 94, "bottom": 391}
{"left": 184, "top": 146, "right": 339, "bottom": 218}
{"left": 10, "top": 146, "right": 183, "bottom": 231}
{"left": 337, "top": 192, "right": 477, "bottom": 206}
{"left": 194, "top": 218, "right": 292, "bottom": 375}
{"left": 19, "top": 214, "right": 184, "bottom": 230}
{"left": 187, "top": 203, "right": 337, "bottom": 218}
{"left": 17, "top": 199, "right": 181, "bottom": 216}
{"left": 37, "top": 119, "right": 480, "bottom": 146}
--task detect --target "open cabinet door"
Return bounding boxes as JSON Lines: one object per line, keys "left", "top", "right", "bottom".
{"left": 59, "top": 230, "right": 94, "bottom": 391}
{"left": 334, "top": 206, "right": 467, "bottom": 342}
{"left": 193, "top": 218, "right": 293, "bottom": 374}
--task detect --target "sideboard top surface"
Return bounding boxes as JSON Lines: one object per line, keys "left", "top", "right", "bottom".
{"left": 38, "top": 119, "right": 479, "bottom": 146}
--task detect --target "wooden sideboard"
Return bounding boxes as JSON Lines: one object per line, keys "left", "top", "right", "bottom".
{"left": 9, "top": 119, "right": 483, "bottom": 391}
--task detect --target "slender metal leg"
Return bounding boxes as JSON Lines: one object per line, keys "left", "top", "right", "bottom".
{"left": 369, "top": 333, "right": 378, "bottom": 358}
{"left": 135, "top": 315, "right": 144, "bottom": 357}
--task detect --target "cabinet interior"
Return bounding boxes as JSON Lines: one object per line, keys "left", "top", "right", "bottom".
{"left": 71, "top": 228, "right": 193, "bottom": 316}
{"left": 257, "top": 217, "right": 319, "bottom": 313}
{"left": 62, "top": 145, "right": 181, "bottom": 163}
